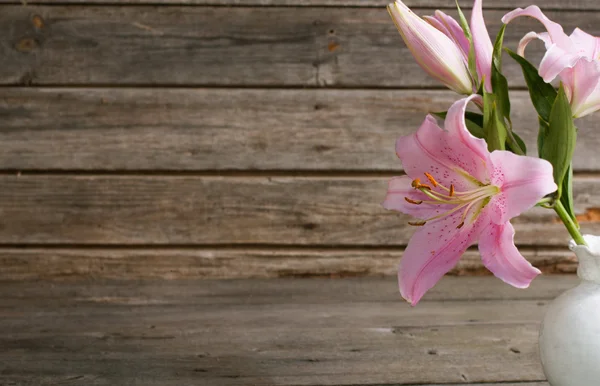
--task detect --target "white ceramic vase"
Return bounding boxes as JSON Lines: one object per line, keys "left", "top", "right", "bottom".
{"left": 539, "top": 235, "right": 600, "bottom": 386}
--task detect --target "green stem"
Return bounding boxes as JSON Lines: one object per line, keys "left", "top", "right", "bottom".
{"left": 536, "top": 197, "right": 553, "bottom": 207}
{"left": 554, "top": 200, "right": 587, "bottom": 246}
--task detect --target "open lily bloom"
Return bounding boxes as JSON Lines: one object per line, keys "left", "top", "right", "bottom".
{"left": 383, "top": 95, "right": 557, "bottom": 306}
{"left": 503, "top": 6, "right": 600, "bottom": 118}
{"left": 388, "top": 0, "right": 493, "bottom": 93}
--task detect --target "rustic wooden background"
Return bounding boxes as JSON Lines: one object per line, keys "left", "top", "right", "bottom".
{"left": 0, "top": 0, "right": 596, "bottom": 281}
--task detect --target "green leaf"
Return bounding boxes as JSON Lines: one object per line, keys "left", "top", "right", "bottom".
{"left": 541, "top": 84, "right": 577, "bottom": 199}
{"left": 509, "top": 132, "right": 528, "bottom": 155}
{"left": 537, "top": 117, "right": 549, "bottom": 158}
{"left": 484, "top": 97, "right": 507, "bottom": 152}
{"left": 489, "top": 29, "right": 528, "bottom": 155}
{"left": 492, "top": 24, "right": 507, "bottom": 72}
{"left": 491, "top": 61, "right": 511, "bottom": 127}
{"left": 455, "top": 1, "right": 478, "bottom": 90}
{"left": 506, "top": 49, "right": 557, "bottom": 122}
{"left": 455, "top": 0, "right": 472, "bottom": 39}
{"left": 560, "top": 163, "right": 578, "bottom": 227}
{"left": 467, "top": 44, "right": 478, "bottom": 89}
{"left": 465, "top": 118, "right": 486, "bottom": 139}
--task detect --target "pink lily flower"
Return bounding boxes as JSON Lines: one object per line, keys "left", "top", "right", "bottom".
{"left": 382, "top": 95, "right": 557, "bottom": 306}
{"left": 503, "top": 6, "right": 600, "bottom": 118}
{"left": 387, "top": 0, "right": 493, "bottom": 93}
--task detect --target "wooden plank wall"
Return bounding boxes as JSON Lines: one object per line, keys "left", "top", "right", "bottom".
{"left": 0, "top": 0, "right": 596, "bottom": 280}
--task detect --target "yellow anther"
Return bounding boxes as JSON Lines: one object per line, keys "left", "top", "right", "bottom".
{"left": 404, "top": 197, "right": 423, "bottom": 205}
{"left": 449, "top": 184, "right": 455, "bottom": 197}
{"left": 411, "top": 178, "right": 421, "bottom": 188}
{"left": 457, "top": 221, "right": 465, "bottom": 229}
{"left": 408, "top": 220, "right": 427, "bottom": 227}
{"left": 424, "top": 172, "right": 438, "bottom": 187}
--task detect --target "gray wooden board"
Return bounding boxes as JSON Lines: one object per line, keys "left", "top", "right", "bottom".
{"left": 0, "top": 175, "right": 599, "bottom": 246}
{"left": 0, "top": 277, "right": 569, "bottom": 385}
{"left": 0, "top": 0, "right": 593, "bottom": 10}
{"left": 0, "top": 325, "right": 544, "bottom": 385}
{"left": 0, "top": 276, "right": 580, "bottom": 305}
{"left": 0, "top": 247, "right": 577, "bottom": 280}
{"left": 2, "top": 88, "right": 600, "bottom": 172}
{"left": 0, "top": 7, "right": 594, "bottom": 86}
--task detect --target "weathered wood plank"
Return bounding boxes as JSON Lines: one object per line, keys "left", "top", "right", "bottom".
{"left": 0, "top": 7, "right": 594, "bottom": 86}
{"left": 0, "top": 276, "right": 579, "bottom": 305}
{"left": 0, "top": 247, "right": 576, "bottom": 281}
{"left": 2, "top": 300, "right": 552, "bottom": 329}
{"left": 0, "top": 175, "right": 598, "bottom": 246}
{"left": 0, "top": 376, "right": 549, "bottom": 386}
{"left": 2, "top": 88, "right": 600, "bottom": 172}
{"left": 0, "top": 0, "right": 593, "bottom": 11}
{"left": 0, "top": 277, "right": 560, "bottom": 385}
{"left": 169, "top": 300, "right": 551, "bottom": 328}
{"left": 0, "top": 325, "right": 544, "bottom": 385}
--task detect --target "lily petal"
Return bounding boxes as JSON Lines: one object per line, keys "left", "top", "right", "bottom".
{"left": 517, "top": 31, "right": 551, "bottom": 56}
{"left": 444, "top": 94, "right": 490, "bottom": 163}
{"left": 502, "top": 6, "right": 572, "bottom": 50}
{"left": 399, "top": 211, "right": 484, "bottom": 305}
{"left": 388, "top": 1, "right": 473, "bottom": 94}
{"left": 538, "top": 43, "right": 581, "bottom": 83}
{"left": 397, "top": 113, "right": 489, "bottom": 191}
{"left": 487, "top": 150, "right": 557, "bottom": 224}
{"left": 479, "top": 221, "right": 541, "bottom": 288}
{"left": 382, "top": 176, "right": 453, "bottom": 219}
{"left": 570, "top": 28, "right": 600, "bottom": 59}
{"left": 424, "top": 10, "right": 470, "bottom": 60}
{"left": 471, "top": 0, "right": 493, "bottom": 92}
{"left": 562, "top": 59, "right": 600, "bottom": 118}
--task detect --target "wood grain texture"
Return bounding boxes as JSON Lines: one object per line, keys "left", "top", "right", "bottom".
{"left": 0, "top": 174, "right": 590, "bottom": 246}
{"left": 2, "top": 88, "right": 600, "bottom": 172}
{"left": 0, "top": 0, "right": 594, "bottom": 10}
{"left": 0, "top": 175, "right": 599, "bottom": 246}
{"left": 0, "top": 7, "right": 595, "bottom": 86}
{"left": 0, "top": 325, "right": 544, "bottom": 385}
{"left": 0, "top": 247, "right": 577, "bottom": 281}
{"left": 0, "top": 277, "right": 568, "bottom": 385}
{"left": 3, "top": 276, "right": 577, "bottom": 304}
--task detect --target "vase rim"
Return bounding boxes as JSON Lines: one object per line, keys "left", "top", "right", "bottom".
{"left": 569, "top": 235, "right": 600, "bottom": 257}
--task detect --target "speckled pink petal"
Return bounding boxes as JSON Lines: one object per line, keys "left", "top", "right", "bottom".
{"left": 471, "top": 0, "right": 493, "bottom": 92}
{"left": 479, "top": 221, "right": 541, "bottom": 288}
{"left": 487, "top": 150, "right": 557, "bottom": 225}
{"left": 396, "top": 112, "right": 489, "bottom": 192}
{"left": 382, "top": 176, "right": 453, "bottom": 219}
{"left": 399, "top": 211, "right": 485, "bottom": 305}
{"left": 444, "top": 94, "right": 490, "bottom": 163}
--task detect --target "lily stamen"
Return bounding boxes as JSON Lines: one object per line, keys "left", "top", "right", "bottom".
{"left": 408, "top": 172, "right": 501, "bottom": 227}
{"left": 424, "top": 172, "right": 438, "bottom": 187}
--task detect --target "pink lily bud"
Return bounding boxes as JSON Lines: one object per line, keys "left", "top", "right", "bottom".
{"left": 503, "top": 6, "right": 600, "bottom": 118}
{"left": 387, "top": 0, "right": 474, "bottom": 94}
